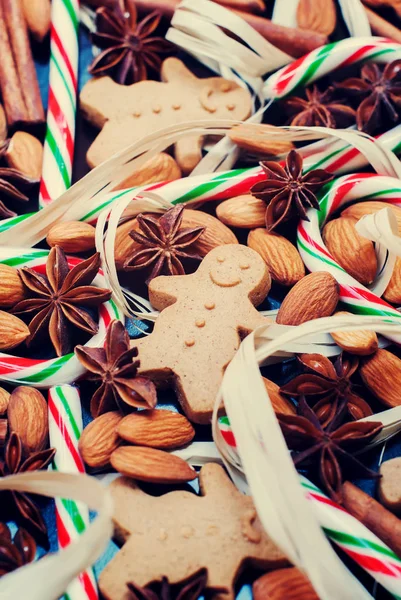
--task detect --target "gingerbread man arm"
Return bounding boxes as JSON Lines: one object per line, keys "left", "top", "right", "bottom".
{"left": 237, "top": 309, "right": 272, "bottom": 337}
{"left": 148, "top": 273, "right": 195, "bottom": 311}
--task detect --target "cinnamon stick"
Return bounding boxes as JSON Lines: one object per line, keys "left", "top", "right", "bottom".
{"left": 214, "top": 0, "right": 266, "bottom": 14}
{"left": 0, "top": 0, "right": 28, "bottom": 128}
{"left": 135, "top": 0, "right": 328, "bottom": 58}
{"left": 2, "top": 0, "right": 44, "bottom": 125}
{"left": 363, "top": 6, "right": 401, "bottom": 43}
{"left": 342, "top": 481, "right": 401, "bottom": 558}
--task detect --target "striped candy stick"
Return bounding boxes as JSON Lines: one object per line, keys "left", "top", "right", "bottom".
{"left": 218, "top": 416, "right": 401, "bottom": 598}
{"left": 296, "top": 173, "right": 401, "bottom": 343}
{"left": 39, "top": 0, "right": 79, "bottom": 207}
{"left": 48, "top": 385, "right": 98, "bottom": 600}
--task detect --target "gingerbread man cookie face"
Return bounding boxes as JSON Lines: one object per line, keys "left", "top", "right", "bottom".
{"left": 133, "top": 245, "right": 271, "bottom": 423}
{"left": 99, "top": 464, "right": 287, "bottom": 600}
{"left": 80, "top": 57, "right": 252, "bottom": 172}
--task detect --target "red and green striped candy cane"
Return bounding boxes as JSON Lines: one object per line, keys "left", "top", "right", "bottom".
{"left": 0, "top": 248, "right": 122, "bottom": 386}
{"left": 49, "top": 385, "right": 98, "bottom": 600}
{"left": 264, "top": 37, "right": 401, "bottom": 99}
{"left": 39, "top": 0, "right": 79, "bottom": 207}
{"left": 297, "top": 173, "right": 401, "bottom": 344}
{"left": 218, "top": 416, "right": 401, "bottom": 598}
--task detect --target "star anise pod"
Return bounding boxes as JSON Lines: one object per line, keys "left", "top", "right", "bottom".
{"left": 0, "top": 166, "right": 38, "bottom": 219}
{"left": 0, "top": 522, "right": 36, "bottom": 576}
{"left": 282, "top": 85, "right": 356, "bottom": 128}
{"left": 75, "top": 319, "right": 157, "bottom": 417}
{"left": 89, "top": 0, "right": 172, "bottom": 84}
{"left": 251, "top": 150, "right": 333, "bottom": 231}
{"left": 127, "top": 568, "right": 209, "bottom": 600}
{"left": 0, "top": 433, "right": 56, "bottom": 547}
{"left": 278, "top": 398, "right": 382, "bottom": 502}
{"left": 12, "top": 247, "right": 112, "bottom": 357}
{"left": 336, "top": 61, "right": 401, "bottom": 135}
{"left": 124, "top": 205, "right": 205, "bottom": 284}
{"left": 280, "top": 353, "right": 373, "bottom": 428}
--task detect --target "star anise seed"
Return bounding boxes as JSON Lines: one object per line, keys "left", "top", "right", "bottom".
{"left": 127, "top": 568, "right": 209, "bottom": 600}
{"left": 0, "top": 433, "right": 56, "bottom": 547}
{"left": 124, "top": 205, "right": 205, "bottom": 284}
{"left": 280, "top": 353, "right": 373, "bottom": 428}
{"left": 75, "top": 319, "right": 157, "bottom": 417}
{"left": 336, "top": 60, "right": 401, "bottom": 135}
{"left": 278, "top": 398, "right": 382, "bottom": 502}
{"left": 282, "top": 85, "right": 356, "bottom": 128}
{"left": 13, "top": 247, "right": 112, "bottom": 357}
{"left": 0, "top": 522, "right": 36, "bottom": 576}
{"left": 89, "top": 0, "right": 172, "bottom": 84}
{"left": 251, "top": 150, "right": 333, "bottom": 231}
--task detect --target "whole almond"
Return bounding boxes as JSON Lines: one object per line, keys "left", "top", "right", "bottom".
{"left": 0, "top": 419, "right": 7, "bottom": 446}
{"left": 330, "top": 311, "right": 378, "bottom": 355}
{"left": 342, "top": 201, "right": 401, "bottom": 233}
{"left": 46, "top": 221, "right": 96, "bottom": 253}
{"left": 8, "top": 387, "right": 48, "bottom": 454}
{"left": 117, "top": 409, "right": 195, "bottom": 449}
{"left": 5, "top": 132, "right": 43, "bottom": 180}
{"left": 384, "top": 256, "right": 401, "bottom": 304}
{"left": 297, "top": 0, "right": 336, "bottom": 35}
{"left": 79, "top": 411, "right": 123, "bottom": 468}
{"left": 0, "top": 311, "right": 30, "bottom": 350}
{"left": 0, "top": 264, "right": 25, "bottom": 308}
{"left": 253, "top": 567, "right": 319, "bottom": 600}
{"left": 323, "top": 217, "right": 377, "bottom": 285}
{"left": 216, "top": 196, "right": 266, "bottom": 229}
{"left": 276, "top": 271, "right": 339, "bottom": 325}
{"left": 228, "top": 124, "right": 294, "bottom": 156}
{"left": 110, "top": 446, "right": 198, "bottom": 484}
{"left": 0, "top": 387, "right": 10, "bottom": 415}
{"left": 360, "top": 349, "right": 401, "bottom": 407}
{"left": 263, "top": 378, "right": 295, "bottom": 416}
{"left": 22, "top": 0, "right": 51, "bottom": 42}
{"left": 115, "top": 209, "right": 238, "bottom": 268}
{"left": 113, "top": 153, "right": 181, "bottom": 191}
{"left": 0, "top": 104, "right": 7, "bottom": 142}
{"left": 248, "top": 228, "right": 305, "bottom": 286}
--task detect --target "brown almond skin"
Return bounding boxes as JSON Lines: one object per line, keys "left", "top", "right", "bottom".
{"left": 0, "top": 311, "right": 30, "bottom": 350}
{"left": 384, "top": 256, "right": 401, "bottom": 304}
{"left": 216, "top": 195, "right": 266, "bottom": 229}
{"left": 113, "top": 152, "right": 181, "bottom": 191}
{"left": 342, "top": 201, "right": 401, "bottom": 233}
{"left": 276, "top": 271, "right": 339, "bottom": 325}
{"left": 8, "top": 387, "right": 48, "bottom": 455}
{"left": 228, "top": 124, "right": 294, "bottom": 156}
{"left": 0, "top": 264, "right": 25, "bottom": 308}
{"left": 46, "top": 221, "right": 96, "bottom": 253}
{"left": 110, "top": 446, "right": 198, "bottom": 484}
{"left": 360, "top": 349, "right": 401, "bottom": 407}
{"left": 330, "top": 311, "right": 378, "bottom": 356}
{"left": 248, "top": 228, "right": 305, "bottom": 286}
{"left": 297, "top": 0, "right": 336, "bottom": 35}
{"left": 323, "top": 217, "right": 377, "bottom": 285}
{"left": 79, "top": 411, "right": 123, "bottom": 469}
{"left": 117, "top": 409, "right": 195, "bottom": 449}
{"left": 253, "top": 567, "right": 319, "bottom": 600}
{"left": 0, "top": 387, "right": 10, "bottom": 415}
{"left": 263, "top": 378, "right": 295, "bottom": 416}
{"left": 5, "top": 132, "right": 43, "bottom": 180}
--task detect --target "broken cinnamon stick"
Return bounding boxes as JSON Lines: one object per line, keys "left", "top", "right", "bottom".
{"left": 342, "top": 481, "right": 401, "bottom": 558}
{"left": 135, "top": 0, "right": 328, "bottom": 58}
{"left": 363, "top": 6, "right": 401, "bottom": 43}
{"left": 2, "top": 0, "right": 45, "bottom": 126}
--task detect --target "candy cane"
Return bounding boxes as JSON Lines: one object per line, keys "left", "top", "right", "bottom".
{"left": 39, "top": 0, "right": 79, "bottom": 207}
{"left": 48, "top": 385, "right": 98, "bottom": 600}
{"left": 296, "top": 173, "right": 401, "bottom": 343}
{"left": 218, "top": 415, "right": 401, "bottom": 599}
{"left": 0, "top": 248, "right": 122, "bottom": 386}
{"left": 264, "top": 37, "right": 401, "bottom": 99}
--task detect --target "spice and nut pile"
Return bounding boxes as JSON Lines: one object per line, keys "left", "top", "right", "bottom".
{"left": 3, "top": 0, "right": 401, "bottom": 599}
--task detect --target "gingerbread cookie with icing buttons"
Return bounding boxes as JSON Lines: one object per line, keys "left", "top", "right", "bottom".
{"left": 99, "top": 463, "right": 287, "bottom": 600}
{"left": 80, "top": 57, "right": 252, "bottom": 173}
{"left": 132, "top": 244, "right": 271, "bottom": 424}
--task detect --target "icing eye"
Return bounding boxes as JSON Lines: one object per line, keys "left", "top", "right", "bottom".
{"left": 172, "top": 104, "right": 181, "bottom": 110}
{"left": 226, "top": 103, "right": 235, "bottom": 111}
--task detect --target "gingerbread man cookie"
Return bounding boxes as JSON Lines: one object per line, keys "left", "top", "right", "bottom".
{"left": 133, "top": 244, "right": 271, "bottom": 424}
{"left": 99, "top": 463, "right": 288, "bottom": 600}
{"left": 80, "top": 57, "right": 252, "bottom": 172}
